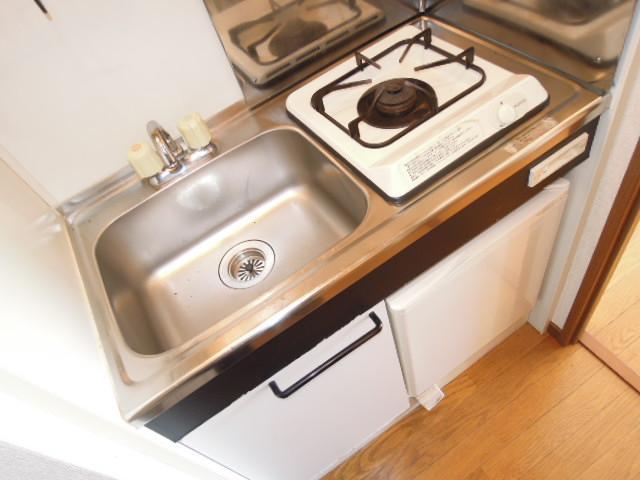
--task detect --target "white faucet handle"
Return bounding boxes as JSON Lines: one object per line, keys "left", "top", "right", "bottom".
{"left": 178, "top": 112, "right": 212, "bottom": 150}
{"left": 128, "top": 142, "right": 164, "bottom": 178}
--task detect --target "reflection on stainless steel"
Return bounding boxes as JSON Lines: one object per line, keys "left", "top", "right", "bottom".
{"left": 431, "top": 0, "right": 637, "bottom": 91}
{"left": 394, "top": 0, "right": 441, "bottom": 12}
{"left": 509, "top": 0, "right": 626, "bottom": 25}
{"left": 203, "top": 0, "right": 417, "bottom": 106}
{"left": 206, "top": 0, "right": 385, "bottom": 86}
{"left": 64, "top": 19, "right": 603, "bottom": 424}
{"left": 464, "top": 0, "right": 634, "bottom": 63}
{"left": 95, "top": 130, "right": 367, "bottom": 355}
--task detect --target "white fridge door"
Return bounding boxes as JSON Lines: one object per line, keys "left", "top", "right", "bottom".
{"left": 181, "top": 302, "right": 408, "bottom": 480}
{"left": 386, "top": 179, "right": 569, "bottom": 398}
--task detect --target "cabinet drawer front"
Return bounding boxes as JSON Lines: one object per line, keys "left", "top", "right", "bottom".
{"left": 181, "top": 302, "right": 408, "bottom": 480}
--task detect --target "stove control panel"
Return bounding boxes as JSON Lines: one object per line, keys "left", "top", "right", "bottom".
{"left": 497, "top": 103, "right": 517, "bottom": 125}
{"left": 528, "top": 132, "right": 589, "bottom": 187}
{"left": 497, "top": 93, "right": 529, "bottom": 127}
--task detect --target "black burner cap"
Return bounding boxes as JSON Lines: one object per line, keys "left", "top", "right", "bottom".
{"left": 376, "top": 80, "right": 418, "bottom": 117}
{"left": 357, "top": 78, "right": 438, "bottom": 129}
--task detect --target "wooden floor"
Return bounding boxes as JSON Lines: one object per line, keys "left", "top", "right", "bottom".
{"left": 324, "top": 325, "right": 640, "bottom": 480}
{"left": 585, "top": 217, "right": 640, "bottom": 374}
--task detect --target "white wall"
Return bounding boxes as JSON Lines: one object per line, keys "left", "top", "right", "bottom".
{"left": 1, "top": 441, "right": 112, "bottom": 480}
{"left": 0, "top": 145, "right": 114, "bottom": 416}
{"left": 530, "top": 1, "right": 640, "bottom": 331}
{"left": 0, "top": 0, "right": 243, "bottom": 206}
{"left": 0, "top": 152, "right": 241, "bottom": 480}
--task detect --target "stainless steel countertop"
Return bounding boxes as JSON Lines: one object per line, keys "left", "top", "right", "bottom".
{"left": 63, "top": 17, "right": 604, "bottom": 425}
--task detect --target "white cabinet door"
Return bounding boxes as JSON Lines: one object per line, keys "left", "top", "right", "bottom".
{"left": 181, "top": 302, "right": 409, "bottom": 480}
{"left": 386, "top": 179, "right": 570, "bottom": 397}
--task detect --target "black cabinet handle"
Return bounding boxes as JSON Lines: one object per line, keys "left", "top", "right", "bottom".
{"left": 268, "top": 311, "right": 383, "bottom": 399}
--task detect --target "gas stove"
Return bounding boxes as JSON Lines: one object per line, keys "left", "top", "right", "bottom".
{"left": 287, "top": 23, "right": 550, "bottom": 201}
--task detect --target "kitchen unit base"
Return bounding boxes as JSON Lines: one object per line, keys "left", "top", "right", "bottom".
{"left": 180, "top": 302, "right": 408, "bottom": 480}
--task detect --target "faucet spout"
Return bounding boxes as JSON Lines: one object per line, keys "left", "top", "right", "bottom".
{"left": 147, "top": 121, "right": 183, "bottom": 171}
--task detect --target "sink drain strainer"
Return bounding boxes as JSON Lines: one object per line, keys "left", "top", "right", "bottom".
{"left": 219, "top": 240, "right": 275, "bottom": 289}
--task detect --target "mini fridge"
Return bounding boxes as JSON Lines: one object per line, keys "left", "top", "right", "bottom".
{"left": 386, "top": 178, "right": 570, "bottom": 401}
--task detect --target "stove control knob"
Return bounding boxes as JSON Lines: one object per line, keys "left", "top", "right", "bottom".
{"left": 497, "top": 102, "right": 518, "bottom": 126}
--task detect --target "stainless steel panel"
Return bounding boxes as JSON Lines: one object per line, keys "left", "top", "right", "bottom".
{"left": 202, "top": 0, "right": 417, "bottom": 106}
{"left": 431, "top": 0, "right": 637, "bottom": 92}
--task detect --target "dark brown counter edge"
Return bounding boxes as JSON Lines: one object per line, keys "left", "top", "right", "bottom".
{"left": 146, "top": 118, "right": 599, "bottom": 442}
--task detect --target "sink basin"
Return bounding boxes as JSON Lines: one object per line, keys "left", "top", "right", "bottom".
{"left": 95, "top": 129, "right": 367, "bottom": 355}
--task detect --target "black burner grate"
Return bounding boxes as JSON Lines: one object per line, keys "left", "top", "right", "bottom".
{"left": 310, "top": 28, "right": 487, "bottom": 148}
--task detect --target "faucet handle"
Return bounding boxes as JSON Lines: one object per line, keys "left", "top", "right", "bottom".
{"left": 127, "top": 142, "right": 165, "bottom": 178}
{"left": 178, "top": 112, "right": 212, "bottom": 150}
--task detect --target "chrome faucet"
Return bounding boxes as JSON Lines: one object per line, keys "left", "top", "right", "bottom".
{"left": 147, "top": 121, "right": 183, "bottom": 172}
{"left": 128, "top": 113, "right": 217, "bottom": 188}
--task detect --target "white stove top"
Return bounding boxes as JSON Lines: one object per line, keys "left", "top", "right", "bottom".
{"left": 287, "top": 24, "right": 549, "bottom": 201}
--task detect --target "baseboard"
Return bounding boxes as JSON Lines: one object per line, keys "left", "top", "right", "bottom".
{"left": 581, "top": 331, "right": 640, "bottom": 393}
{"left": 547, "top": 322, "right": 564, "bottom": 345}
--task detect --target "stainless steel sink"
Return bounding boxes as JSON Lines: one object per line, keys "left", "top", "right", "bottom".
{"left": 95, "top": 129, "right": 368, "bottom": 355}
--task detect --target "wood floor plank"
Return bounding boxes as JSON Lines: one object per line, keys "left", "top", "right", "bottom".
{"left": 589, "top": 298, "right": 640, "bottom": 357}
{"left": 586, "top": 218, "right": 640, "bottom": 334}
{"left": 573, "top": 421, "right": 640, "bottom": 480}
{"left": 481, "top": 366, "right": 628, "bottom": 479}
{"left": 586, "top": 277, "right": 640, "bottom": 333}
{"left": 414, "top": 347, "right": 603, "bottom": 480}
{"left": 325, "top": 332, "right": 588, "bottom": 480}
{"left": 463, "top": 324, "right": 547, "bottom": 386}
{"left": 587, "top": 217, "right": 640, "bottom": 335}
{"left": 581, "top": 332, "right": 640, "bottom": 393}
{"left": 325, "top": 326, "right": 546, "bottom": 480}
{"left": 618, "top": 333, "right": 640, "bottom": 374}
{"left": 582, "top": 210, "right": 640, "bottom": 394}
{"left": 622, "top": 343, "right": 640, "bottom": 373}
{"left": 428, "top": 324, "right": 548, "bottom": 415}
{"left": 464, "top": 468, "right": 490, "bottom": 480}
{"left": 430, "top": 324, "right": 548, "bottom": 415}
{"left": 520, "top": 384, "right": 640, "bottom": 480}
{"left": 326, "top": 324, "right": 640, "bottom": 480}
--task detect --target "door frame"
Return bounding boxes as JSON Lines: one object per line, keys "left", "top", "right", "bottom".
{"left": 549, "top": 139, "right": 640, "bottom": 345}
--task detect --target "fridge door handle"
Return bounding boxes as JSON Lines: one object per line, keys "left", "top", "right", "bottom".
{"left": 268, "top": 312, "right": 383, "bottom": 399}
